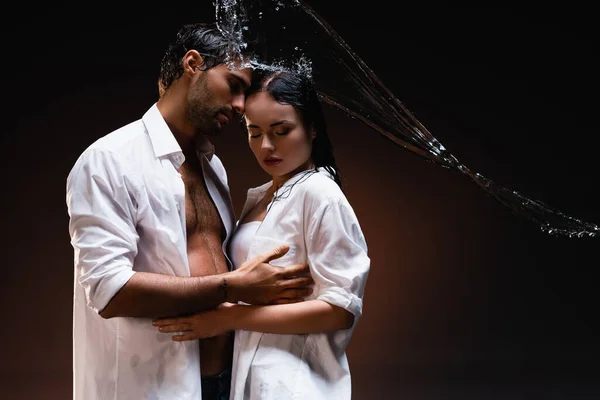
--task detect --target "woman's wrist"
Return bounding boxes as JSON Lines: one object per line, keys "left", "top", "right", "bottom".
{"left": 219, "top": 302, "right": 244, "bottom": 331}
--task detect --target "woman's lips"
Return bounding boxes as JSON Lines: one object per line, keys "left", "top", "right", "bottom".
{"left": 263, "top": 159, "right": 282, "bottom": 166}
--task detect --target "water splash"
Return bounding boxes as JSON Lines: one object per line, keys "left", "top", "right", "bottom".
{"left": 215, "top": 0, "right": 599, "bottom": 238}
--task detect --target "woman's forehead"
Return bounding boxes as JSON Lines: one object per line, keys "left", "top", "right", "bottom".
{"left": 245, "top": 93, "right": 298, "bottom": 120}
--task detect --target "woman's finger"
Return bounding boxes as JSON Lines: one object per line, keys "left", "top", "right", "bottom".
{"left": 157, "top": 322, "right": 192, "bottom": 333}
{"left": 152, "top": 318, "right": 181, "bottom": 327}
{"left": 172, "top": 333, "right": 200, "bottom": 341}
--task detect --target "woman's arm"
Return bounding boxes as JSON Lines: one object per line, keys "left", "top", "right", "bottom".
{"left": 153, "top": 300, "right": 354, "bottom": 341}
{"left": 232, "top": 300, "right": 354, "bottom": 333}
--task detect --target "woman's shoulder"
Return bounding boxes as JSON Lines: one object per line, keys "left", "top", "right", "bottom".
{"left": 300, "top": 169, "right": 346, "bottom": 203}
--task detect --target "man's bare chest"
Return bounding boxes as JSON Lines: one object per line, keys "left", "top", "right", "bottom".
{"left": 179, "top": 163, "right": 223, "bottom": 236}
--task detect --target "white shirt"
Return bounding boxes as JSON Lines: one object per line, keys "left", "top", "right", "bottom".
{"left": 229, "top": 221, "right": 261, "bottom": 268}
{"left": 66, "top": 104, "right": 236, "bottom": 400}
{"left": 229, "top": 169, "right": 371, "bottom": 400}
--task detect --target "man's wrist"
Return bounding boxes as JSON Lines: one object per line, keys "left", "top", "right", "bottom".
{"left": 222, "top": 270, "right": 242, "bottom": 303}
{"left": 219, "top": 276, "right": 229, "bottom": 302}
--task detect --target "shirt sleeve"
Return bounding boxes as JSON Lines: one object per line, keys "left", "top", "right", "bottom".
{"left": 306, "top": 197, "right": 370, "bottom": 318}
{"left": 66, "top": 148, "right": 140, "bottom": 313}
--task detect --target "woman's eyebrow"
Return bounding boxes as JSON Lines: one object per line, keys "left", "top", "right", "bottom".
{"left": 247, "top": 120, "right": 293, "bottom": 128}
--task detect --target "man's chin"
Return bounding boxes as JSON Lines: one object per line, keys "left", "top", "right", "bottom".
{"left": 197, "top": 123, "right": 222, "bottom": 137}
{"left": 208, "top": 126, "right": 223, "bottom": 137}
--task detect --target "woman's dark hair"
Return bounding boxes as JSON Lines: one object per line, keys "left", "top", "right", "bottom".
{"left": 245, "top": 70, "right": 342, "bottom": 189}
{"left": 159, "top": 22, "right": 234, "bottom": 92}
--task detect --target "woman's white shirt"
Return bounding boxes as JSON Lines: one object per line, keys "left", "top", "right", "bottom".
{"left": 229, "top": 169, "right": 370, "bottom": 400}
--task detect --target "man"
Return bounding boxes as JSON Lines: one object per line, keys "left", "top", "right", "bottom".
{"left": 66, "top": 22, "right": 313, "bottom": 400}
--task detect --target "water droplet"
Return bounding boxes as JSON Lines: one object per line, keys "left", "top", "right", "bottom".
{"left": 215, "top": 0, "right": 599, "bottom": 238}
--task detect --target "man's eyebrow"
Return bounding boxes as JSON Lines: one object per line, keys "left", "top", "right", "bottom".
{"left": 232, "top": 74, "right": 250, "bottom": 90}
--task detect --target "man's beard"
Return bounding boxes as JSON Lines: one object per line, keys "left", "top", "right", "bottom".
{"left": 186, "top": 76, "right": 223, "bottom": 137}
{"left": 186, "top": 98, "right": 222, "bottom": 137}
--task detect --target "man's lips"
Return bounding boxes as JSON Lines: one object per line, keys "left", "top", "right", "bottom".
{"left": 217, "top": 112, "right": 230, "bottom": 124}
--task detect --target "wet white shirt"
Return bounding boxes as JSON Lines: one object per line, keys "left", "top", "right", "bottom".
{"left": 229, "top": 169, "right": 370, "bottom": 400}
{"left": 66, "top": 104, "right": 236, "bottom": 400}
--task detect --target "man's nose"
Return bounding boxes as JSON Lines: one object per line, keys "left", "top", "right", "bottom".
{"left": 232, "top": 93, "right": 245, "bottom": 114}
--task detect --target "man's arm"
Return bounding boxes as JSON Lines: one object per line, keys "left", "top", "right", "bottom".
{"left": 98, "top": 272, "right": 226, "bottom": 319}
{"left": 67, "top": 149, "right": 313, "bottom": 320}
{"left": 99, "top": 245, "right": 314, "bottom": 319}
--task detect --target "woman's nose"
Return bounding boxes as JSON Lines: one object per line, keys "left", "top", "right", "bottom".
{"left": 261, "top": 136, "right": 275, "bottom": 151}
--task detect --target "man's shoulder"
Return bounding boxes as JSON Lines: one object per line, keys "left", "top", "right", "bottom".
{"left": 68, "top": 118, "right": 151, "bottom": 177}
{"left": 89, "top": 119, "right": 148, "bottom": 153}
{"left": 76, "top": 119, "right": 153, "bottom": 164}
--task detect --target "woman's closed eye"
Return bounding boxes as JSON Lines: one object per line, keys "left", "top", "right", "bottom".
{"left": 249, "top": 129, "right": 289, "bottom": 139}
{"left": 249, "top": 132, "right": 262, "bottom": 139}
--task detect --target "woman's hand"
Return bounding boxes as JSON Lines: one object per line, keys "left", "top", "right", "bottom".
{"left": 152, "top": 302, "right": 236, "bottom": 341}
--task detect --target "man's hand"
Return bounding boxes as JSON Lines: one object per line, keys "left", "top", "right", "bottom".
{"left": 227, "top": 244, "right": 314, "bottom": 305}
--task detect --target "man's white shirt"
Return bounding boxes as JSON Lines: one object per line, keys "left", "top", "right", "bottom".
{"left": 67, "top": 104, "right": 235, "bottom": 399}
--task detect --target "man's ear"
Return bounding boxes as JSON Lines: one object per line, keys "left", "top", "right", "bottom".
{"left": 183, "top": 50, "right": 204, "bottom": 74}
{"left": 311, "top": 127, "right": 317, "bottom": 139}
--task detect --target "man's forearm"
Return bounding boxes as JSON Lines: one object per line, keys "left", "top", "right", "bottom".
{"left": 99, "top": 271, "right": 230, "bottom": 319}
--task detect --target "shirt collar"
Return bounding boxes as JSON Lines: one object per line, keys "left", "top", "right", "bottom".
{"left": 195, "top": 140, "right": 215, "bottom": 162}
{"left": 247, "top": 168, "right": 324, "bottom": 198}
{"left": 142, "top": 103, "right": 215, "bottom": 168}
{"left": 142, "top": 103, "right": 184, "bottom": 168}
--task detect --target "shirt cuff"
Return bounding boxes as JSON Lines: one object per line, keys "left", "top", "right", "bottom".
{"left": 83, "top": 269, "right": 137, "bottom": 314}
{"left": 316, "top": 286, "right": 363, "bottom": 318}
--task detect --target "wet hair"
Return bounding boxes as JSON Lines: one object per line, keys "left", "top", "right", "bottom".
{"left": 158, "top": 22, "right": 234, "bottom": 92}
{"left": 245, "top": 70, "right": 343, "bottom": 189}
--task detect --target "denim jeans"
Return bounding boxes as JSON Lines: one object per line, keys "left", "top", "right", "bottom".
{"left": 201, "top": 368, "right": 231, "bottom": 400}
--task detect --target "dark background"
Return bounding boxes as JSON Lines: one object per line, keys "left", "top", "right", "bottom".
{"left": 1, "top": 3, "right": 599, "bottom": 399}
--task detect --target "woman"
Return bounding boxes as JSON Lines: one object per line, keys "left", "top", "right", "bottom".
{"left": 154, "top": 71, "right": 370, "bottom": 400}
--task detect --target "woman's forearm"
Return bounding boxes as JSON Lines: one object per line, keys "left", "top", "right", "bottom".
{"left": 226, "top": 300, "right": 354, "bottom": 334}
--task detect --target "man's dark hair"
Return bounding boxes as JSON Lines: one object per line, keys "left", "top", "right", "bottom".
{"left": 159, "top": 22, "right": 234, "bottom": 92}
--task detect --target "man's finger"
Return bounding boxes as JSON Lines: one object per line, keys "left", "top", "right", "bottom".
{"left": 281, "top": 276, "right": 314, "bottom": 289}
{"left": 281, "top": 287, "right": 313, "bottom": 299}
{"left": 280, "top": 263, "right": 312, "bottom": 278}
{"left": 259, "top": 244, "right": 290, "bottom": 263}
{"left": 240, "top": 244, "right": 290, "bottom": 269}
